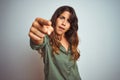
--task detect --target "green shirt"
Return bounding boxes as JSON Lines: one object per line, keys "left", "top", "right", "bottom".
{"left": 30, "top": 35, "right": 81, "bottom": 80}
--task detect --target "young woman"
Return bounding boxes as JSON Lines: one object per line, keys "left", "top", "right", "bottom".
{"left": 29, "top": 5, "right": 81, "bottom": 80}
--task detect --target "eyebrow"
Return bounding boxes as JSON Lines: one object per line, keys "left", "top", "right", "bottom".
{"left": 59, "top": 15, "right": 70, "bottom": 20}
{"left": 59, "top": 15, "right": 65, "bottom": 18}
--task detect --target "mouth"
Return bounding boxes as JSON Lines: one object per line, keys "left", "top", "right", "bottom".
{"left": 59, "top": 26, "right": 65, "bottom": 30}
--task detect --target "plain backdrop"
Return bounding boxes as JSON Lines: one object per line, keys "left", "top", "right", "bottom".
{"left": 0, "top": 0, "right": 120, "bottom": 80}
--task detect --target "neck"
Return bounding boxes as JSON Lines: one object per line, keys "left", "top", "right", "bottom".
{"left": 56, "top": 34, "right": 65, "bottom": 41}
{"left": 60, "top": 36, "right": 70, "bottom": 52}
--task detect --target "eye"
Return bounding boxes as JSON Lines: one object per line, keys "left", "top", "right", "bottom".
{"left": 59, "top": 16, "right": 65, "bottom": 19}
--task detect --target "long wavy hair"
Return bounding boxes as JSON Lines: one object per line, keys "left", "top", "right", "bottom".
{"left": 49, "top": 5, "right": 80, "bottom": 60}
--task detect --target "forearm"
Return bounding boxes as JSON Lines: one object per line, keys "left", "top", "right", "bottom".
{"left": 30, "top": 35, "right": 48, "bottom": 50}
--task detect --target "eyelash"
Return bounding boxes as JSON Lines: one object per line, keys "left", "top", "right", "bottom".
{"left": 59, "top": 16, "right": 64, "bottom": 19}
{"left": 59, "top": 16, "right": 70, "bottom": 23}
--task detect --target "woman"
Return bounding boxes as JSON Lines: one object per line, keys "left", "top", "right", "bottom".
{"left": 29, "top": 5, "right": 81, "bottom": 80}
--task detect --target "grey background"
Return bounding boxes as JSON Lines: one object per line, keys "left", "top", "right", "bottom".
{"left": 0, "top": 0, "right": 120, "bottom": 80}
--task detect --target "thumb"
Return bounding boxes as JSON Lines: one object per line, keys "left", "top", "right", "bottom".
{"left": 47, "top": 26, "right": 54, "bottom": 35}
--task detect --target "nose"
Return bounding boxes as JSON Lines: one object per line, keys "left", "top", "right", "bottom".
{"left": 62, "top": 20, "right": 66, "bottom": 26}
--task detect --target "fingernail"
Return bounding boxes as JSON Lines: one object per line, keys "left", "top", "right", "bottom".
{"left": 47, "top": 31, "right": 51, "bottom": 35}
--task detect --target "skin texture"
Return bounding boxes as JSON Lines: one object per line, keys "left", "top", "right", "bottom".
{"left": 29, "top": 18, "right": 53, "bottom": 44}
{"left": 29, "top": 11, "right": 71, "bottom": 51}
{"left": 55, "top": 11, "right": 70, "bottom": 36}
{"left": 55, "top": 11, "right": 71, "bottom": 51}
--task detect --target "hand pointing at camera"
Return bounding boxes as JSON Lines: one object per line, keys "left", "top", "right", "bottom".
{"left": 28, "top": 17, "right": 54, "bottom": 45}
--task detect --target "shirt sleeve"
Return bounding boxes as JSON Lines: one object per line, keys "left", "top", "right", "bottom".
{"left": 30, "top": 35, "right": 49, "bottom": 50}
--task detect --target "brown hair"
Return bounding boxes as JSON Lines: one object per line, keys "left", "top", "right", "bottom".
{"left": 49, "top": 5, "right": 80, "bottom": 60}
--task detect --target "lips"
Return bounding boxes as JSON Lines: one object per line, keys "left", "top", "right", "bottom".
{"left": 59, "top": 26, "right": 65, "bottom": 30}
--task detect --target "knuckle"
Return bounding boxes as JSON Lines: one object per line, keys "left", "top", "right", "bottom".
{"left": 28, "top": 32, "right": 30, "bottom": 37}
{"left": 30, "top": 27, "right": 34, "bottom": 32}
{"left": 35, "top": 17, "right": 39, "bottom": 21}
{"left": 28, "top": 32, "right": 32, "bottom": 37}
{"left": 32, "top": 21, "right": 38, "bottom": 27}
{"left": 30, "top": 27, "right": 38, "bottom": 33}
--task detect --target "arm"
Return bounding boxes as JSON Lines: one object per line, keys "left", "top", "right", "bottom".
{"left": 28, "top": 17, "right": 53, "bottom": 50}
{"left": 30, "top": 35, "right": 48, "bottom": 50}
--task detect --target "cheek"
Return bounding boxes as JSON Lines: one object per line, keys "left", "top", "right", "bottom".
{"left": 56, "top": 19, "right": 60, "bottom": 25}
{"left": 67, "top": 24, "right": 70, "bottom": 30}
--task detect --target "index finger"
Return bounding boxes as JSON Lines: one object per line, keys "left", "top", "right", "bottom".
{"left": 35, "top": 17, "right": 51, "bottom": 26}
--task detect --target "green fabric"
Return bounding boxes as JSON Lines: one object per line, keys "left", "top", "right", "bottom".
{"left": 30, "top": 35, "right": 81, "bottom": 80}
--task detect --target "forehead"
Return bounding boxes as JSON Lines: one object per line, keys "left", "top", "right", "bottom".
{"left": 59, "top": 11, "right": 71, "bottom": 18}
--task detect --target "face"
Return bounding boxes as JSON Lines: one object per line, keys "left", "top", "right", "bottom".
{"left": 55, "top": 11, "right": 71, "bottom": 36}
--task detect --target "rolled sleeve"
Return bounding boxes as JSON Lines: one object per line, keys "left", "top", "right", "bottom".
{"left": 30, "top": 36, "right": 48, "bottom": 50}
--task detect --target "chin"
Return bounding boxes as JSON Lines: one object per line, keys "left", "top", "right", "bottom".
{"left": 56, "top": 32, "right": 63, "bottom": 36}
